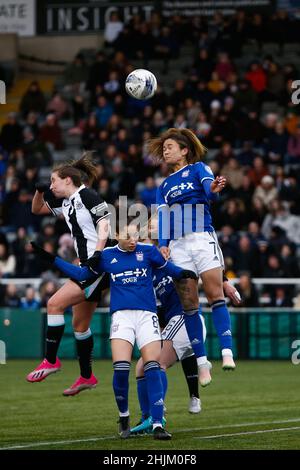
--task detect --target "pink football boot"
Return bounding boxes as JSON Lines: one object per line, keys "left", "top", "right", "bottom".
{"left": 26, "top": 358, "right": 61, "bottom": 382}
{"left": 63, "top": 374, "right": 98, "bottom": 396}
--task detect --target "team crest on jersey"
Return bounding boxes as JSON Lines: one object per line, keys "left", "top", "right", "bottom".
{"left": 182, "top": 170, "right": 190, "bottom": 177}
{"left": 136, "top": 251, "right": 144, "bottom": 261}
{"left": 112, "top": 323, "right": 119, "bottom": 332}
{"left": 75, "top": 201, "right": 83, "bottom": 210}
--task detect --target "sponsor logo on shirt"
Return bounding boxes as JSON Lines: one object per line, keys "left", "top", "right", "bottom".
{"left": 111, "top": 268, "right": 148, "bottom": 283}
{"left": 155, "top": 276, "right": 173, "bottom": 291}
{"left": 165, "top": 182, "right": 195, "bottom": 201}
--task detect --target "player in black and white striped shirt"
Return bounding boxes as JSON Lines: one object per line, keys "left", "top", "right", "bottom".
{"left": 27, "top": 153, "right": 111, "bottom": 396}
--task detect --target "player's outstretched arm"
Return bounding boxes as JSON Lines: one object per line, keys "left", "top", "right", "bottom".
{"left": 54, "top": 257, "right": 96, "bottom": 282}
{"left": 30, "top": 242, "right": 98, "bottom": 282}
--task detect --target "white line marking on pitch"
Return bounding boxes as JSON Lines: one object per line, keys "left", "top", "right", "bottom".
{"left": 180, "top": 417, "right": 300, "bottom": 433}
{"left": 0, "top": 435, "right": 117, "bottom": 450}
{"left": 1, "top": 417, "right": 300, "bottom": 450}
{"left": 193, "top": 426, "right": 300, "bottom": 440}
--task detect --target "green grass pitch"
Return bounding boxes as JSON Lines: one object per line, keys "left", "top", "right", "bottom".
{"left": 0, "top": 360, "right": 300, "bottom": 450}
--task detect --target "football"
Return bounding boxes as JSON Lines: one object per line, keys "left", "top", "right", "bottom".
{"left": 125, "top": 69, "right": 157, "bottom": 100}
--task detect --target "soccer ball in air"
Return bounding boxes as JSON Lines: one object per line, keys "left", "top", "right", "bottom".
{"left": 125, "top": 69, "right": 157, "bottom": 100}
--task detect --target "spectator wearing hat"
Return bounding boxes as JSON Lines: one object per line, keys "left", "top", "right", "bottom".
{"left": 253, "top": 175, "right": 278, "bottom": 209}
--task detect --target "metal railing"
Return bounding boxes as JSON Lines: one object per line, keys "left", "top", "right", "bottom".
{"left": 0, "top": 307, "right": 299, "bottom": 360}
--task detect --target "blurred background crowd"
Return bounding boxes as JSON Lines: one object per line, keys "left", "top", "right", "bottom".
{"left": 0, "top": 9, "right": 300, "bottom": 308}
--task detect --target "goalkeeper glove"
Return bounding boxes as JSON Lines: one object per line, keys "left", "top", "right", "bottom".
{"left": 30, "top": 241, "right": 55, "bottom": 264}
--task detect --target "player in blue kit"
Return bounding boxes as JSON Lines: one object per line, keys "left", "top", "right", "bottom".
{"left": 130, "top": 265, "right": 207, "bottom": 435}
{"left": 31, "top": 218, "right": 197, "bottom": 440}
{"left": 130, "top": 217, "right": 241, "bottom": 435}
{"left": 147, "top": 128, "right": 235, "bottom": 387}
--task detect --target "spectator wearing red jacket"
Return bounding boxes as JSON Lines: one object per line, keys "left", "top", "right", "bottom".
{"left": 245, "top": 62, "right": 267, "bottom": 93}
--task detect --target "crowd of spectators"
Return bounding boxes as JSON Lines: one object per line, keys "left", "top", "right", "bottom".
{"left": 0, "top": 9, "right": 300, "bottom": 307}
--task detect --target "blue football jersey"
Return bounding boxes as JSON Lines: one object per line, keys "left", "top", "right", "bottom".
{"left": 54, "top": 242, "right": 183, "bottom": 315}
{"left": 156, "top": 162, "right": 217, "bottom": 244}
{"left": 153, "top": 267, "right": 182, "bottom": 323}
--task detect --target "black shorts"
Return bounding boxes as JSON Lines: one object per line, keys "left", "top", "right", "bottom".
{"left": 72, "top": 272, "right": 110, "bottom": 303}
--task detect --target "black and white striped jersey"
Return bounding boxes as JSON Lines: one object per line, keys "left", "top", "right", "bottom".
{"left": 45, "top": 184, "right": 110, "bottom": 263}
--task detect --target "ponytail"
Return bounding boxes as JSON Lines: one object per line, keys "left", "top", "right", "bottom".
{"left": 53, "top": 151, "right": 99, "bottom": 187}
